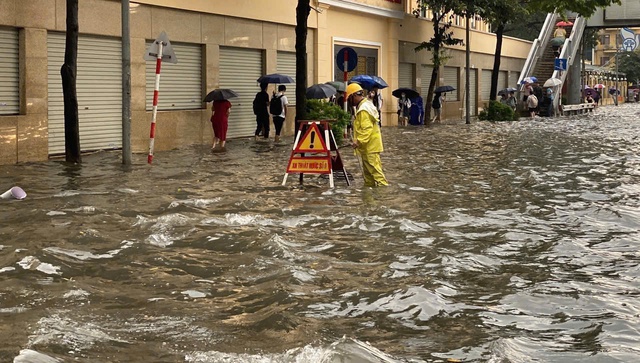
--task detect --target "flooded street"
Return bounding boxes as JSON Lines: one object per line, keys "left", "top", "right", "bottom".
{"left": 2, "top": 104, "right": 640, "bottom": 363}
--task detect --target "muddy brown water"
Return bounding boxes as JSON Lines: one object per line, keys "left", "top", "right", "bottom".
{"left": 1, "top": 104, "right": 640, "bottom": 362}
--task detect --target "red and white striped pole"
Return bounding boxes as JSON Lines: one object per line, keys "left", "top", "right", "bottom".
{"left": 148, "top": 41, "right": 164, "bottom": 164}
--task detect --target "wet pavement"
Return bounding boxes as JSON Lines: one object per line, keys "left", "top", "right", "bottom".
{"left": 1, "top": 103, "right": 640, "bottom": 362}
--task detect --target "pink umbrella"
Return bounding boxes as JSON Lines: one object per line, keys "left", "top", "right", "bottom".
{"left": 593, "top": 84, "right": 605, "bottom": 89}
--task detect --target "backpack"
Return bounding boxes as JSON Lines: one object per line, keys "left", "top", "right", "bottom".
{"left": 528, "top": 94, "right": 538, "bottom": 108}
{"left": 270, "top": 95, "right": 283, "bottom": 115}
{"left": 252, "top": 93, "right": 262, "bottom": 115}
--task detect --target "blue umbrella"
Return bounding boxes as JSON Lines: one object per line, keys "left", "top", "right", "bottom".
{"left": 257, "top": 73, "right": 294, "bottom": 84}
{"left": 349, "top": 75, "right": 388, "bottom": 89}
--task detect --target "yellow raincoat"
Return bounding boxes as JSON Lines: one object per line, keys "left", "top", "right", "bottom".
{"left": 354, "top": 98, "right": 388, "bottom": 186}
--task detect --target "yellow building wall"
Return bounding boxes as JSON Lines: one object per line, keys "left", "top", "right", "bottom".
{"left": 132, "top": 0, "right": 317, "bottom": 28}
{"left": 0, "top": 0, "right": 314, "bottom": 163}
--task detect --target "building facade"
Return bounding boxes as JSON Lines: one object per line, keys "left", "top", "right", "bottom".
{"left": 0, "top": 0, "right": 531, "bottom": 165}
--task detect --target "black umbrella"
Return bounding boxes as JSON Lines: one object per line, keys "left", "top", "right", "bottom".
{"left": 257, "top": 73, "right": 294, "bottom": 84}
{"left": 392, "top": 88, "right": 420, "bottom": 99}
{"left": 434, "top": 85, "right": 456, "bottom": 93}
{"left": 203, "top": 88, "right": 239, "bottom": 102}
{"left": 307, "top": 84, "right": 337, "bottom": 99}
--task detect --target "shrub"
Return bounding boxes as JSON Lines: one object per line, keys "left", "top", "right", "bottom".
{"left": 304, "top": 99, "right": 351, "bottom": 145}
{"left": 478, "top": 100, "right": 517, "bottom": 122}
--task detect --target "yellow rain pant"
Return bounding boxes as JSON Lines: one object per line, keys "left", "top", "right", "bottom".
{"left": 360, "top": 152, "right": 388, "bottom": 187}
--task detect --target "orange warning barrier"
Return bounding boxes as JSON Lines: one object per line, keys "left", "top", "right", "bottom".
{"left": 282, "top": 120, "right": 350, "bottom": 188}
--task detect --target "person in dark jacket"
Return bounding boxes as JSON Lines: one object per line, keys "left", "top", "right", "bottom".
{"left": 253, "top": 82, "right": 270, "bottom": 141}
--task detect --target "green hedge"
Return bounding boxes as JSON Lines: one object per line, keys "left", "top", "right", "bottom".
{"left": 478, "top": 100, "right": 518, "bottom": 122}
{"left": 305, "top": 99, "right": 351, "bottom": 145}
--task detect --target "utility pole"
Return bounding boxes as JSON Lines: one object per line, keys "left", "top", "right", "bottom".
{"left": 62, "top": 0, "right": 81, "bottom": 163}
{"left": 465, "top": 4, "right": 471, "bottom": 124}
{"left": 122, "top": 0, "right": 132, "bottom": 165}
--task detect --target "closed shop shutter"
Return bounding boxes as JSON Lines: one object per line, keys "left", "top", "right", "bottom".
{"left": 509, "top": 71, "right": 520, "bottom": 88}
{"left": 146, "top": 42, "right": 202, "bottom": 110}
{"left": 420, "top": 64, "right": 433, "bottom": 95}
{"left": 469, "top": 69, "right": 478, "bottom": 116}
{"left": 0, "top": 28, "right": 19, "bottom": 115}
{"left": 481, "top": 70, "right": 492, "bottom": 101}
{"left": 398, "top": 63, "right": 414, "bottom": 89}
{"left": 498, "top": 71, "right": 508, "bottom": 90}
{"left": 47, "top": 33, "right": 122, "bottom": 155}
{"left": 277, "top": 51, "right": 296, "bottom": 105}
{"left": 443, "top": 67, "right": 458, "bottom": 101}
{"left": 219, "top": 47, "right": 263, "bottom": 139}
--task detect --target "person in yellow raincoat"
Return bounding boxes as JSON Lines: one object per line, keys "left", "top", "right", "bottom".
{"left": 346, "top": 83, "right": 388, "bottom": 187}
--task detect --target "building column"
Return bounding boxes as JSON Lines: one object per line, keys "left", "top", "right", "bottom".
{"left": 315, "top": 3, "right": 331, "bottom": 83}
{"left": 386, "top": 18, "right": 400, "bottom": 126}
{"left": 567, "top": 51, "right": 582, "bottom": 105}
{"left": 18, "top": 28, "right": 48, "bottom": 162}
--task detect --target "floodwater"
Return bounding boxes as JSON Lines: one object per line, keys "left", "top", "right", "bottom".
{"left": 2, "top": 104, "right": 640, "bottom": 363}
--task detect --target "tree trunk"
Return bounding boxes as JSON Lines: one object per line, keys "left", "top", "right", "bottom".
{"left": 425, "top": 67, "right": 438, "bottom": 124}
{"left": 424, "top": 18, "right": 441, "bottom": 124}
{"left": 62, "top": 0, "right": 81, "bottom": 163}
{"left": 295, "top": 0, "right": 310, "bottom": 125}
{"left": 489, "top": 24, "right": 505, "bottom": 101}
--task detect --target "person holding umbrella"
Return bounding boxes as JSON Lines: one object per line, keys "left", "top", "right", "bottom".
{"left": 210, "top": 98, "right": 231, "bottom": 150}
{"left": 397, "top": 93, "right": 411, "bottom": 126}
{"left": 346, "top": 83, "right": 388, "bottom": 187}
{"left": 204, "top": 89, "right": 239, "bottom": 151}
{"left": 431, "top": 92, "right": 444, "bottom": 123}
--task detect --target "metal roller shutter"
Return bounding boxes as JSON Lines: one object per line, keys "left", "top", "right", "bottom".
{"left": 277, "top": 51, "right": 296, "bottom": 105}
{"left": 420, "top": 64, "right": 433, "bottom": 95}
{"left": 469, "top": 69, "right": 478, "bottom": 116}
{"left": 48, "top": 33, "right": 122, "bottom": 155}
{"left": 398, "top": 63, "right": 414, "bottom": 89}
{"left": 498, "top": 71, "right": 508, "bottom": 90}
{"left": 0, "top": 28, "right": 19, "bottom": 115}
{"left": 481, "top": 70, "right": 492, "bottom": 101}
{"left": 219, "top": 47, "right": 263, "bottom": 139}
{"left": 443, "top": 67, "right": 458, "bottom": 101}
{"left": 146, "top": 42, "right": 202, "bottom": 110}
